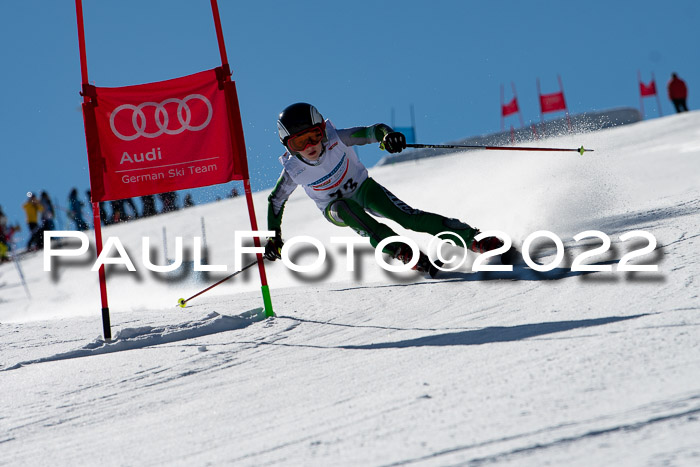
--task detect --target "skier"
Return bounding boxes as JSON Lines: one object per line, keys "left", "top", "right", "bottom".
{"left": 263, "top": 102, "right": 505, "bottom": 274}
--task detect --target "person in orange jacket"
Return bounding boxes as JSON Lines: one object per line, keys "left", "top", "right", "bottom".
{"left": 667, "top": 73, "right": 688, "bottom": 113}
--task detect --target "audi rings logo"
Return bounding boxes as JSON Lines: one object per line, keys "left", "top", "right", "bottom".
{"left": 109, "top": 94, "right": 213, "bottom": 141}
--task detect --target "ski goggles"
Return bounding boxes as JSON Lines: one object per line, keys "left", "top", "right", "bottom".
{"left": 286, "top": 124, "right": 325, "bottom": 152}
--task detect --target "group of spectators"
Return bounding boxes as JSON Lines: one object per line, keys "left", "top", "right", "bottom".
{"left": 0, "top": 188, "right": 226, "bottom": 261}
{"left": 63, "top": 190, "right": 190, "bottom": 230}
{"left": 1, "top": 192, "right": 54, "bottom": 261}
{"left": 1, "top": 191, "right": 66, "bottom": 258}
{"left": 1, "top": 186, "right": 242, "bottom": 260}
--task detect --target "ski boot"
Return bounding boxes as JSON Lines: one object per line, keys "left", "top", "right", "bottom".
{"left": 469, "top": 233, "right": 518, "bottom": 265}
{"left": 394, "top": 244, "right": 441, "bottom": 278}
{"left": 469, "top": 234, "right": 504, "bottom": 253}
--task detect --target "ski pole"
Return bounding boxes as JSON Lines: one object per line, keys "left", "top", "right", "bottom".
{"left": 405, "top": 143, "right": 593, "bottom": 155}
{"left": 11, "top": 248, "right": 31, "bottom": 300}
{"left": 177, "top": 257, "right": 262, "bottom": 308}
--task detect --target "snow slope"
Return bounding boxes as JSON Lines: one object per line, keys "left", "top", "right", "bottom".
{"left": 1, "top": 112, "right": 699, "bottom": 466}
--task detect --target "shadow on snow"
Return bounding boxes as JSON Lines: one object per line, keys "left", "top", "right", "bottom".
{"left": 340, "top": 314, "right": 648, "bottom": 350}
{"left": 332, "top": 261, "right": 617, "bottom": 293}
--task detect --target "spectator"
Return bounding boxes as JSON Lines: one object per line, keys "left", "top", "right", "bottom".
{"left": 140, "top": 195, "right": 157, "bottom": 217}
{"left": 68, "top": 188, "right": 89, "bottom": 231}
{"left": 40, "top": 191, "right": 55, "bottom": 230}
{"left": 183, "top": 194, "right": 195, "bottom": 208}
{"left": 230, "top": 188, "right": 240, "bottom": 198}
{"left": 0, "top": 234, "right": 7, "bottom": 262}
{"left": 0, "top": 222, "right": 19, "bottom": 263}
{"left": 39, "top": 191, "right": 55, "bottom": 246}
{"left": 110, "top": 199, "right": 126, "bottom": 223}
{"left": 0, "top": 205, "right": 18, "bottom": 262}
{"left": 159, "top": 192, "right": 178, "bottom": 213}
{"left": 667, "top": 72, "right": 688, "bottom": 113}
{"left": 123, "top": 198, "right": 140, "bottom": 220}
{"left": 22, "top": 192, "right": 44, "bottom": 250}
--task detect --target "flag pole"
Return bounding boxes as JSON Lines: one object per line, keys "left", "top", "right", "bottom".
{"left": 653, "top": 72, "right": 663, "bottom": 117}
{"left": 500, "top": 83, "right": 505, "bottom": 131}
{"left": 75, "top": 0, "right": 111, "bottom": 340}
{"left": 513, "top": 82, "right": 524, "bottom": 128}
{"left": 638, "top": 70, "right": 645, "bottom": 118}
{"left": 209, "top": 0, "right": 274, "bottom": 317}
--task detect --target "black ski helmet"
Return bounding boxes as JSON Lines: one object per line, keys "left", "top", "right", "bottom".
{"left": 277, "top": 103, "right": 325, "bottom": 147}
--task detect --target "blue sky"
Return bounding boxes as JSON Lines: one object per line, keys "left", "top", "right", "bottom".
{"left": 1, "top": 0, "right": 698, "bottom": 240}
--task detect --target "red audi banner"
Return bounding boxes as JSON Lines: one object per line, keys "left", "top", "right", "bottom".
{"left": 539, "top": 91, "right": 567, "bottom": 114}
{"left": 640, "top": 80, "right": 657, "bottom": 97}
{"left": 83, "top": 68, "right": 245, "bottom": 202}
{"left": 501, "top": 97, "right": 519, "bottom": 117}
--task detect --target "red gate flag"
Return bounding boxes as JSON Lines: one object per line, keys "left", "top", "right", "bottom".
{"left": 539, "top": 91, "right": 567, "bottom": 114}
{"left": 640, "top": 80, "right": 657, "bottom": 96}
{"left": 83, "top": 68, "right": 245, "bottom": 202}
{"left": 501, "top": 97, "right": 519, "bottom": 117}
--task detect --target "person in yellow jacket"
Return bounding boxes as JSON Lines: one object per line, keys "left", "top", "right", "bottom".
{"left": 22, "top": 192, "right": 44, "bottom": 251}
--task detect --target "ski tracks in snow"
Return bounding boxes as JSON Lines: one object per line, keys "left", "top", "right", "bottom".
{"left": 383, "top": 392, "right": 700, "bottom": 466}
{"left": 1, "top": 308, "right": 269, "bottom": 372}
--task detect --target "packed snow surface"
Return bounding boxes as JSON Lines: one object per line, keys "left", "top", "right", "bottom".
{"left": 1, "top": 112, "right": 699, "bottom": 466}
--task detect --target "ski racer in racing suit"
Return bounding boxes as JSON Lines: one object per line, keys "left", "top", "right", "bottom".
{"left": 264, "top": 102, "right": 504, "bottom": 273}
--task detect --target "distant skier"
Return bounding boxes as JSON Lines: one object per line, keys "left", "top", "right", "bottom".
{"left": 667, "top": 73, "right": 688, "bottom": 113}
{"left": 263, "top": 102, "right": 505, "bottom": 273}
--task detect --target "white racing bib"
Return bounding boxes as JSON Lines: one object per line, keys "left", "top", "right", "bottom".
{"left": 280, "top": 120, "right": 368, "bottom": 210}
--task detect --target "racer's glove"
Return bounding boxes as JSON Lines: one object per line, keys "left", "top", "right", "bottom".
{"left": 382, "top": 132, "right": 407, "bottom": 154}
{"left": 264, "top": 233, "right": 284, "bottom": 261}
